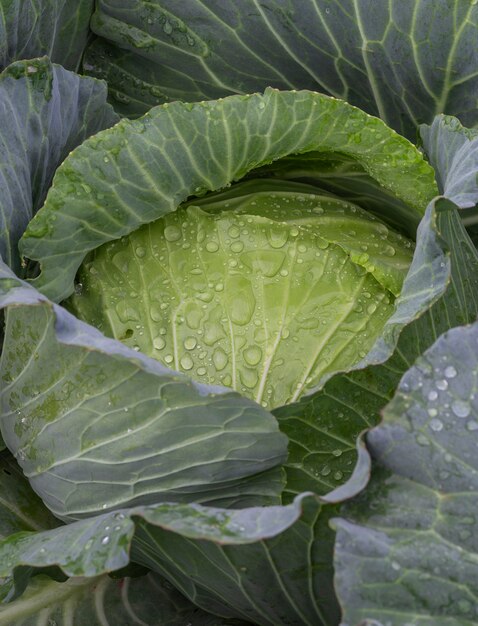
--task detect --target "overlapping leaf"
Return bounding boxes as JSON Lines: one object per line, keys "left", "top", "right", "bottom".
{"left": 85, "top": 0, "right": 478, "bottom": 138}
{"left": 0, "top": 573, "right": 244, "bottom": 626}
{"left": 0, "top": 0, "right": 94, "bottom": 71}
{"left": 0, "top": 57, "right": 118, "bottom": 274}
{"left": 20, "top": 88, "right": 437, "bottom": 303}
{"left": 0, "top": 492, "right": 341, "bottom": 626}
{"left": 334, "top": 319, "right": 478, "bottom": 625}
{"left": 0, "top": 263, "right": 287, "bottom": 521}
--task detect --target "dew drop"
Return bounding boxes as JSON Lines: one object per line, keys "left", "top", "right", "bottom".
{"left": 184, "top": 336, "right": 197, "bottom": 350}
{"left": 436, "top": 379, "right": 448, "bottom": 391}
{"left": 231, "top": 241, "right": 244, "bottom": 253}
{"left": 101, "top": 536, "right": 110, "bottom": 545}
{"left": 444, "top": 365, "right": 457, "bottom": 379}
{"left": 333, "top": 470, "right": 343, "bottom": 481}
{"left": 206, "top": 241, "right": 219, "bottom": 253}
{"left": 197, "top": 366, "right": 207, "bottom": 376}
{"left": 243, "top": 345, "right": 262, "bottom": 366}
{"left": 428, "top": 390, "right": 438, "bottom": 401}
{"left": 466, "top": 420, "right": 478, "bottom": 431}
{"left": 163, "top": 225, "right": 182, "bottom": 242}
{"left": 180, "top": 354, "right": 194, "bottom": 370}
{"left": 429, "top": 417, "right": 443, "bottom": 432}
{"left": 213, "top": 349, "right": 228, "bottom": 371}
{"left": 153, "top": 336, "right": 166, "bottom": 350}
{"left": 135, "top": 246, "right": 146, "bottom": 258}
{"left": 451, "top": 400, "right": 470, "bottom": 418}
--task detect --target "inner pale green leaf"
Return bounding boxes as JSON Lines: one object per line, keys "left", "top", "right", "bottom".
{"left": 67, "top": 186, "right": 413, "bottom": 408}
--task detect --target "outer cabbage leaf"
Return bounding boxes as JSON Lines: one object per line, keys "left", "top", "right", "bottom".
{"left": 0, "top": 452, "right": 238, "bottom": 625}
{"left": 84, "top": 0, "right": 478, "bottom": 138}
{"left": 421, "top": 115, "right": 478, "bottom": 206}
{"left": 0, "top": 573, "right": 244, "bottom": 626}
{"left": 20, "top": 88, "right": 437, "bottom": 303}
{"left": 0, "top": 0, "right": 94, "bottom": 72}
{"left": 0, "top": 492, "right": 343, "bottom": 626}
{"left": 0, "top": 57, "right": 118, "bottom": 274}
{"left": 333, "top": 319, "right": 478, "bottom": 625}
{"left": 0, "top": 263, "right": 287, "bottom": 521}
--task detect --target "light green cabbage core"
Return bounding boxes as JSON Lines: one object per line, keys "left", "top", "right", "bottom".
{"left": 66, "top": 182, "right": 414, "bottom": 408}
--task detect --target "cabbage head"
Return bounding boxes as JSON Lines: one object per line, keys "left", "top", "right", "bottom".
{"left": 66, "top": 180, "right": 413, "bottom": 408}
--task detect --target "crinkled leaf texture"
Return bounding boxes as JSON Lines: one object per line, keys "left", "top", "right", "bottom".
{"left": 85, "top": 0, "right": 478, "bottom": 138}
{"left": 0, "top": 261, "right": 288, "bottom": 521}
{"left": 0, "top": 573, "right": 242, "bottom": 626}
{"left": 20, "top": 88, "right": 437, "bottom": 303}
{"left": 0, "top": 57, "right": 119, "bottom": 273}
{"left": 421, "top": 115, "right": 478, "bottom": 207}
{"left": 0, "top": 0, "right": 94, "bottom": 71}
{"left": 0, "top": 491, "right": 346, "bottom": 626}
{"left": 333, "top": 320, "right": 478, "bottom": 625}
{"left": 333, "top": 115, "right": 478, "bottom": 624}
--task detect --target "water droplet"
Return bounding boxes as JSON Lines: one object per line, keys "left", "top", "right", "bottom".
{"left": 231, "top": 241, "right": 244, "bottom": 253}
{"left": 391, "top": 561, "right": 401, "bottom": 571}
{"left": 101, "top": 536, "right": 110, "bottom": 545}
{"left": 436, "top": 379, "right": 448, "bottom": 391}
{"left": 164, "top": 354, "right": 174, "bottom": 364}
{"left": 213, "top": 349, "right": 228, "bottom": 371}
{"left": 135, "top": 246, "right": 146, "bottom": 258}
{"left": 320, "top": 465, "right": 331, "bottom": 476}
{"left": 444, "top": 365, "right": 457, "bottom": 378}
{"left": 184, "top": 336, "right": 197, "bottom": 350}
{"left": 466, "top": 420, "right": 478, "bottom": 431}
{"left": 429, "top": 417, "right": 443, "bottom": 431}
{"left": 197, "top": 366, "right": 207, "bottom": 376}
{"left": 333, "top": 470, "right": 343, "bottom": 481}
{"left": 206, "top": 241, "right": 219, "bottom": 253}
{"left": 451, "top": 400, "right": 470, "bottom": 418}
{"left": 428, "top": 390, "right": 438, "bottom": 401}
{"left": 163, "top": 20, "right": 173, "bottom": 34}
{"left": 332, "top": 449, "right": 342, "bottom": 457}
{"left": 180, "top": 354, "right": 194, "bottom": 370}
{"left": 243, "top": 345, "right": 262, "bottom": 366}
{"left": 164, "top": 225, "right": 182, "bottom": 242}
{"left": 153, "top": 336, "right": 166, "bottom": 350}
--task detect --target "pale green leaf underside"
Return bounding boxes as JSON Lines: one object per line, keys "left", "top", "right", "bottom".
{"left": 85, "top": 0, "right": 478, "bottom": 138}
{"left": 20, "top": 88, "right": 437, "bottom": 304}
{"left": 67, "top": 183, "right": 412, "bottom": 408}
{"left": 0, "top": 0, "right": 94, "bottom": 72}
{"left": 0, "top": 263, "right": 287, "bottom": 521}
{"left": 334, "top": 318, "right": 478, "bottom": 624}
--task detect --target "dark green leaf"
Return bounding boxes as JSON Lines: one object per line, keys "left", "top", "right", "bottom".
{"left": 0, "top": 493, "right": 340, "bottom": 626}
{"left": 0, "top": 0, "right": 94, "bottom": 71}
{"left": 0, "top": 58, "right": 118, "bottom": 273}
{"left": 85, "top": 0, "right": 478, "bottom": 138}
{"left": 333, "top": 319, "right": 478, "bottom": 625}
{"left": 0, "top": 572, "right": 243, "bottom": 625}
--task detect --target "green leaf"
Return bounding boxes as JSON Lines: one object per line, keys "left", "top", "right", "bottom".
{"left": 333, "top": 318, "right": 478, "bottom": 625}
{"left": 275, "top": 194, "right": 478, "bottom": 499}
{"left": 0, "top": 0, "right": 94, "bottom": 71}
{"left": 0, "top": 493, "right": 340, "bottom": 626}
{"left": 0, "top": 572, "right": 242, "bottom": 626}
{"left": 20, "top": 88, "right": 437, "bottom": 303}
{"left": 421, "top": 115, "right": 478, "bottom": 205}
{"left": 0, "top": 452, "right": 59, "bottom": 540}
{"left": 0, "top": 263, "right": 287, "bottom": 521}
{"left": 84, "top": 0, "right": 478, "bottom": 137}
{"left": 0, "top": 58, "right": 118, "bottom": 274}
